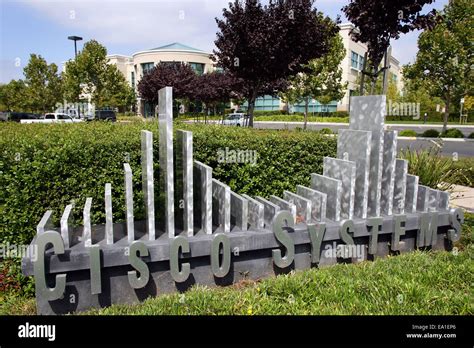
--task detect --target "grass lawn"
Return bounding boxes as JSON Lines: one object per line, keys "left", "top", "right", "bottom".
{"left": 85, "top": 249, "right": 472, "bottom": 315}
{"left": 1, "top": 211, "right": 472, "bottom": 315}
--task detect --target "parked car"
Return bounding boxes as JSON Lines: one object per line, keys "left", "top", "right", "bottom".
{"left": 20, "top": 113, "right": 83, "bottom": 124}
{"left": 0, "top": 112, "right": 42, "bottom": 122}
{"left": 222, "top": 113, "right": 247, "bottom": 127}
{"left": 89, "top": 109, "right": 117, "bottom": 122}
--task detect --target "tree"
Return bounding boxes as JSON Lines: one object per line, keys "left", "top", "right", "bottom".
{"left": 137, "top": 62, "right": 197, "bottom": 113}
{"left": 63, "top": 40, "right": 134, "bottom": 110}
{"left": 101, "top": 67, "right": 136, "bottom": 112}
{"left": 213, "top": 0, "right": 339, "bottom": 127}
{"left": 400, "top": 77, "right": 444, "bottom": 120}
{"left": 0, "top": 80, "right": 28, "bottom": 112}
{"left": 193, "top": 71, "right": 238, "bottom": 119}
{"left": 353, "top": 70, "right": 401, "bottom": 101}
{"left": 342, "top": 0, "right": 438, "bottom": 93}
{"left": 23, "top": 54, "right": 63, "bottom": 113}
{"left": 280, "top": 34, "right": 347, "bottom": 130}
{"left": 404, "top": 0, "right": 473, "bottom": 131}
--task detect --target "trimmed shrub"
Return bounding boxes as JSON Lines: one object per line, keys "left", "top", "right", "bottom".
{"left": 319, "top": 128, "right": 334, "bottom": 135}
{"left": 399, "top": 130, "right": 418, "bottom": 137}
{"left": 0, "top": 122, "right": 336, "bottom": 246}
{"left": 440, "top": 128, "right": 464, "bottom": 138}
{"left": 469, "top": 132, "right": 474, "bottom": 139}
{"left": 253, "top": 110, "right": 288, "bottom": 116}
{"left": 421, "top": 129, "right": 440, "bottom": 138}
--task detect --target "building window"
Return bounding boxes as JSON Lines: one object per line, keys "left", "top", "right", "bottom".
{"left": 189, "top": 62, "right": 205, "bottom": 75}
{"left": 351, "top": 51, "right": 359, "bottom": 69}
{"left": 351, "top": 51, "right": 364, "bottom": 71}
{"left": 391, "top": 73, "right": 398, "bottom": 84}
{"left": 131, "top": 71, "right": 135, "bottom": 89}
{"left": 141, "top": 62, "right": 154, "bottom": 75}
{"left": 359, "top": 54, "right": 365, "bottom": 71}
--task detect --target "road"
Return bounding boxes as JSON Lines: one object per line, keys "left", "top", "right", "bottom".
{"left": 397, "top": 138, "right": 473, "bottom": 158}
{"left": 252, "top": 121, "right": 474, "bottom": 157}
{"left": 254, "top": 121, "right": 474, "bottom": 137}
{"left": 185, "top": 120, "right": 473, "bottom": 157}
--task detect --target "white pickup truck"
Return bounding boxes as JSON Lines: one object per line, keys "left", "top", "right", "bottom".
{"left": 20, "top": 113, "right": 84, "bottom": 124}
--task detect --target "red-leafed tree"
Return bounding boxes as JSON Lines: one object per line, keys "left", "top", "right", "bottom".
{"left": 342, "top": 0, "right": 439, "bottom": 93}
{"left": 137, "top": 62, "right": 197, "bottom": 103}
{"left": 213, "top": 0, "right": 339, "bottom": 127}
{"left": 193, "top": 71, "right": 238, "bottom": 115}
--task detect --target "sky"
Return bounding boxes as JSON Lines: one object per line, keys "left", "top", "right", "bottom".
{"left": 0, "top": 0, "right": 449, "bottom": 83}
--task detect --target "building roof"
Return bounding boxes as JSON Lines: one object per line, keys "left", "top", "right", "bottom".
{"left": 148, "top": 42, "right": 204, "bottom": 53}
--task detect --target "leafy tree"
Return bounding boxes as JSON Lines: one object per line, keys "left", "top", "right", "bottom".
{"left": 353, "top": 71, "right": 401, "bottom": 101}
{"left": 137, "top": 62, "right": 197, "bottom": 111}
{"left": 464, "top": 95, "right": 474, "bottom": 113}
{"left": 23, "top": 54, "right": 63, "bottom": 113}
{"left": 404, "top": 0, "right": 473, "bottom": 131}
{"left": 0, "top": 80, "right": 28, "bottom": 112}
{"left": 400, "top": 78, "right": 444, "bottom": 120}
{"left": 213, "top": 0, "right": 339, "bottom": 127}
{"left": 193, "top": 71, "right": 238, "bottom": 117}
{"left": 280, "top": 34, "right": 347, "bottom": 129}
{"left": 101, "top": 67, "right": 136, "bottom": 112}
{"left": 342, "top": 0, "right": 438, "bottom": 93}
{"left": 63, "top": 40, "right": 134, "bottom": 110}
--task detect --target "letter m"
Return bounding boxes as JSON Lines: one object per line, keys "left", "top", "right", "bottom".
{"left": 417, "top": 213, "right": 438, "bottom": 248}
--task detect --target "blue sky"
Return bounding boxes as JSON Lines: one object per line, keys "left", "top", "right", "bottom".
{"left": 0, "top": 0, "right": 448, "bottom": 83}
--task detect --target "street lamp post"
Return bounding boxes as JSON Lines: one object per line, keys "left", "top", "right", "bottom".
{"left": 68, "top": 35, "right": 83, "bottom": 58}
{"left": 68, "top": 36, "right": 83, "bottom": 118}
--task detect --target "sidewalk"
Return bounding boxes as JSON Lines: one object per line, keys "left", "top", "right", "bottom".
{"left": 450, "top": 185, "right": 474, "bottom": 213}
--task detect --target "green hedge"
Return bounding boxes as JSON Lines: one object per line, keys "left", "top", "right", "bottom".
{"left": 253, "top": 110, "right": 349, "bottom": 118}
{"left": 421, "top": 129, "right": 440, "bottom": 138}
{"left": 386, "top": 111, "right": 473, "bottom": 123}
{"left": 253, "top": 110, "right": 287, "bottom": 116}
{"left": 0, "top": 122, "right": 336, "bottom": 246}
{"left": 440, "top": 128, "right": 464, "bottom": 138}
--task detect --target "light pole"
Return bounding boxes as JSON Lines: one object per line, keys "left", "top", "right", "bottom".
{"left": 68, "top": 36, "right": 83, "bottom": 118}
{"left": 68, "top": 36, "right": 82, "bottom": 58}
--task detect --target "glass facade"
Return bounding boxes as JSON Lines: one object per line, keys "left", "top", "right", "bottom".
{"left": 242, "top": 95, "right": 280, "bottom": 111}
{"left": 131, "top": 71, "right": 135, "bottom": 89}
{"left": 242, "top": 95, "right": 338, "bottom": 113}
{"left": 292, "top": 99, "right": 338, "bottom": 113}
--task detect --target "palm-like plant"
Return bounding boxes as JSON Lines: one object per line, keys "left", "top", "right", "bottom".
{"left": 400, "top": 147, "right": 471, "bottom": 191}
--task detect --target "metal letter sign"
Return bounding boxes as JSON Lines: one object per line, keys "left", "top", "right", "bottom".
{"left": 22, "top": 90, "right": 462, "bottom": 314}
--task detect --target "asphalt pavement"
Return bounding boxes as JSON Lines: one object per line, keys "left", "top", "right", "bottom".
{"left": 253, "top": 121, "right": 474, "bottom": 157}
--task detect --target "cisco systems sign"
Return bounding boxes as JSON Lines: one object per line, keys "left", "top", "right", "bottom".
{"left": 22, "top": 90, "right": 463, "bottom": 314}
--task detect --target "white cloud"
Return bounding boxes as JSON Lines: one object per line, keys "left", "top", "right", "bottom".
{"left": 19, "top": 0, "right": 231, "bottom": 54}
